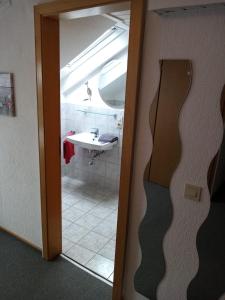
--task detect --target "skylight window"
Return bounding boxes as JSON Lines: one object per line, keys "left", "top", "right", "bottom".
{"left": 61, "top": 25, "right": 129, "bottom": 96}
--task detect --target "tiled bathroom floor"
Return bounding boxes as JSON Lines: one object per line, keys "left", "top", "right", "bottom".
{"left": 62, "top": 176, "right": 118, "bottom": 282}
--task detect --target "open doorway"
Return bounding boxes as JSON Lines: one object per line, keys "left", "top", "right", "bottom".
{"left": 60, "top": 7, "right": 130, "bottom": 282}
{"left": 34, "top": 0, "right": 145, "bottom": 299}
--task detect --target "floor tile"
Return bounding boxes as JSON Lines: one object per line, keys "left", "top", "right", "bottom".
{"left": 104, "top": 211, "right": 118, "bottom": 228}
{"left": 66, "top": 244, "right": 96, "bottom": 265}
{"left": 63, "top": 177, "right": 84, "bottom": 188}
{"left": 112, "top": 234, "right": 117, "bottom": 241}
{"left": 74, "top": 213, "right": 102, "bottom": 230}
{"left": 62, "top": 202, "right": 70, "bottom": 211}
{"left": 62, "top": 207, "right": 85, "bottom": 222}
{"left": 62, "top": 183, "right": 75, "bottom": 194}
{"left": 72, "top": 198, "right": 97, "bottom": 213}
{"left": 85, "top": 254, "right": 114, "bottom": 279}
{"left": 62, "top": 238, "right": 74, "bottom": 252}
{"left": 62, "top": 218, "right": 72, "bottom": 231}
{"left": 78, "top": 231, "right": 109, "bottom": 253}
{"left": 61, "top": 189, "right": 70, "bottom": 198}
{"left": 62, "top": 177, "right": 118, "bottom": 280}
{"left": 63, "top": 194, "right": 80, "bottom": 206}
{"left": 100, "top": 198, "right": 118, "bottom": 210}
{"left": 90, "top": 205, "right": 114, "bottom": 219}
{"left": 99, "top": 240, "right": 116, "bottom": 261}
{"left": 93, "top": 219, "right": 116, "bottom": 238}
{"left": 63, "top": 223, "right": 89, "bottom": 243}
{"left": 81, "top": 193, "right": 104, "bottom": 205}
{"left": 70, "top": 189, "right": 88, "bottom": 199}
{"left": 107, "top": 210, "right": 118, "bottom": 222}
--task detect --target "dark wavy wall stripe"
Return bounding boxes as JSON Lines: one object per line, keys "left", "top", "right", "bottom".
{"left": 134, "top": 60, "right": 193, "bottom": 300}
{"left": 187, "top": 85, "right": 225, "bottom": 300}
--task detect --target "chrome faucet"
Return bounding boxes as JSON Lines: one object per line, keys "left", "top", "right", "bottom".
{"left": 90, "top": 128, "right": 99, "bottom": 138}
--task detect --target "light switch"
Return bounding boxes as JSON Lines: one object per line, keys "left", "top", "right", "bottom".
{"left": 184, "top": 184, "right": 202, "bottom": 202}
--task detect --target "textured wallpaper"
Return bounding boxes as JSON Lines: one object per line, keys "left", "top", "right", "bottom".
{"left": 124, "top": 7, "right": 225, "bottom": 300}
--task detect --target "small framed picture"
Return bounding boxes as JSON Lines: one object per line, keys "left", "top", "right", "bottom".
{"left": 0, "top": 73, "right": 15, "bottom": 117}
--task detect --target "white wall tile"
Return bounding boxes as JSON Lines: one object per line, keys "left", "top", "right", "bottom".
{"left": 61, "top": 103, "right": 123, "bottom": 191}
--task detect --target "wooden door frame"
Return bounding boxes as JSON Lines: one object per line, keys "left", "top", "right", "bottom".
{"left": 34, "top": 0, "right": 146, "bottom": 299}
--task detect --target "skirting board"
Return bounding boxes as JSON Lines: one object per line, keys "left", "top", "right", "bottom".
{"left": 0, "top": 226, "right": 42, "bottom": 252}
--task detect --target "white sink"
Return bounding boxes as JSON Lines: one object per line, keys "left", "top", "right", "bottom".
{"left": 66, "top": 132, "right": 117, "bottom": 151}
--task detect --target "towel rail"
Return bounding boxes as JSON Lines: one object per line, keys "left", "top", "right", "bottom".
{"left": 75, "top": 109, "right": 117, "bottom": 119}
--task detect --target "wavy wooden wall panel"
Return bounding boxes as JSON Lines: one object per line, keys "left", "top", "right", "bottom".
{"left": 149, "top": 60, "right": 192, "bottom": 187}
{"left": 134, "top": 60, "right": 192, "bottom": 299}
{"left": 187, "top": 85, "right": 225, "bottom": 300}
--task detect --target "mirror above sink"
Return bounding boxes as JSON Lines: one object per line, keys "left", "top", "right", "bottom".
{"left": 98, "top": 59, "right": 127, "bottom": 109}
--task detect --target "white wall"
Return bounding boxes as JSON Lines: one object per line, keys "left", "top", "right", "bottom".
{"left": 148, "top": 0, "right": 225, "bottom": 11}
{"left": 124, "top": 6, "right": 225, "bottom": 300}
{"left": 0, "top": 0, "right": 47, "bottom": 247}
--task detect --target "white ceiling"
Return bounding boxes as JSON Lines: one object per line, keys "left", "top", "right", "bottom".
{"left": 104, "top": 10, "right": 130, "bottom": 26}
{"left": 60, "top": 2, "right": 130, "bottom": 20}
